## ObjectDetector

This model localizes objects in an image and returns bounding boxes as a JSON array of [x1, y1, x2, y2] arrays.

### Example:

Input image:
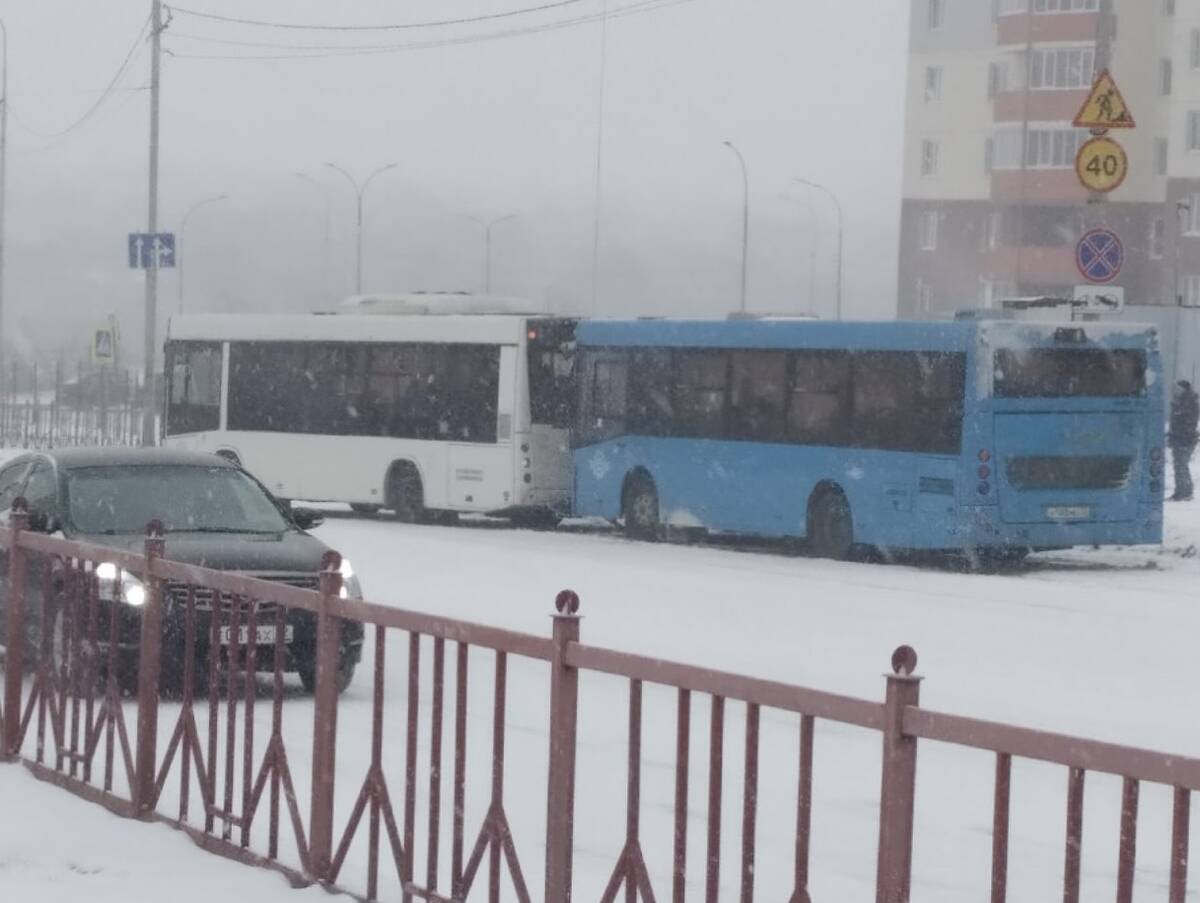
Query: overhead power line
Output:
[[164, 0, 593, 31], [168, 0, 700, 62], [10, 13, 150, 139]]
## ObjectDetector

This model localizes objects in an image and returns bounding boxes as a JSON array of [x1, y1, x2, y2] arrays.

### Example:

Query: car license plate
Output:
[[1045, 505, 1091, 521], [218, 624, 294, 646]]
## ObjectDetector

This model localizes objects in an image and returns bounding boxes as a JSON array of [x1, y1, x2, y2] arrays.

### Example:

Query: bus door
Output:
[[525, 320, 577, 503]]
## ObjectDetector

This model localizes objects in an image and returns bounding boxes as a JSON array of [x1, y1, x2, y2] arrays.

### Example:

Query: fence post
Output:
[[133, 520, 166, 816], [545, 590, 582, 903], [309, 550, 344, 882], [875, 646, 922, 903], [2, 499, 29, 760]]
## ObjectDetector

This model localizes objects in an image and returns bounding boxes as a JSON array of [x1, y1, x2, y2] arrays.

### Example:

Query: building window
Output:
[[1185, 276, 1200, 307], [1029, 47, 1096, 90], [918, 210, 940, 250], [916, 279, 934, 313], [1183, 194, 1200, 235], [988, 62, 1009, 100], [996, 0, 1027, 14], [1191, 30, 1200, 69], [1150, 218, 1167, 259], [1167, 0, 1177, 15], [928, 0, 946, 30], [1162, 59, 1174, 95], [921, 140, 940, 176], [984, 137, 996, 173], [1156, 137, 1169, 176], [1189, 112, 1200, 152], [925, 66, 943, 102], [1032, 0, 1098, 10], [991, 127, 1088, 169]]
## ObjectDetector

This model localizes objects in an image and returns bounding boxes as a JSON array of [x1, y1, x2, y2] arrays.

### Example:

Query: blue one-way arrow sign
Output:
[[127, 232, 176, 269]]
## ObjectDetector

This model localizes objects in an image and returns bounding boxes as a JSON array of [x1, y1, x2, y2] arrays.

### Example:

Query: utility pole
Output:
[[141, 0, 163, 446]]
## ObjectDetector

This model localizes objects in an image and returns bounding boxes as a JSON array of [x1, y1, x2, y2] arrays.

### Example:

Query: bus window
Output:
[[730, 351, 787, 443], [850, 351, 965, 454], [527, 320, 577, 430], [994, 348, 1145, 398], [629, 350, 674, 436], [166, 341, 222, 435], [788, 351, 851, 447], [673, 350, 728, 439]]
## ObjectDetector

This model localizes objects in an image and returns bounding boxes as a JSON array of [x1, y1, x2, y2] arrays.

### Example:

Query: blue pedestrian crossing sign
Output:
[[1075, 228, 1124, 285], [128, 232, 176, 269]]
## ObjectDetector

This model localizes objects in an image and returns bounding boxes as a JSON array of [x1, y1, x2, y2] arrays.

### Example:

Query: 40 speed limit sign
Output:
[[1075, 136, 1128, 194]]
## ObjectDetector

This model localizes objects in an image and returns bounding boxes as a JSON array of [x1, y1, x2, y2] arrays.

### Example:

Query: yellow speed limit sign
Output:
[[1075, 136, 1128, 194]]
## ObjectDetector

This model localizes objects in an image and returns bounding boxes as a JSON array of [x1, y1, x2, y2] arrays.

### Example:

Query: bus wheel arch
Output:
[[621, 468, 661, 541], [385, 461, 426, 524], [807, 482, 854, 560]]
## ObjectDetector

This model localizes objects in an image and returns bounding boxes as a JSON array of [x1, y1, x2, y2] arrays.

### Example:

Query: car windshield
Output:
[[65, 464, 291, 535]]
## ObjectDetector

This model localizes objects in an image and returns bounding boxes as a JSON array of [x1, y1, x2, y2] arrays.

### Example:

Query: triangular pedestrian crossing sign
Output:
[[1073, 70, 1136, 130]]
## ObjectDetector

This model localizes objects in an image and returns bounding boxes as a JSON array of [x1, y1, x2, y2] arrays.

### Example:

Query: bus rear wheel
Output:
[[622, 476, 661, 541], [807, 489, 854, 561], [387, 464, 426, 524]]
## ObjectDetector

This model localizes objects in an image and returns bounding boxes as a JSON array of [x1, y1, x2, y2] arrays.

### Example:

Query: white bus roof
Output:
[[166, 313, 537, 345], [325, 293, 547, 316]]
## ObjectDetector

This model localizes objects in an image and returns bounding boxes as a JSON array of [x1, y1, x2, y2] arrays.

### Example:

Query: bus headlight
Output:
[[339, 558, 363, 600], [95, 561, 147, 608]]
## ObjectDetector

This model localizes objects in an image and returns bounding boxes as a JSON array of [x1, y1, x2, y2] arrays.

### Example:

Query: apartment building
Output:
[[898, 0, 1200, 318]]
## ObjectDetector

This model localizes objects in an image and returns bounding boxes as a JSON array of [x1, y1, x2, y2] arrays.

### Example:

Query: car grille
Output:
[[166, 573, 320, 615], [1005, 456, 1133, 491]]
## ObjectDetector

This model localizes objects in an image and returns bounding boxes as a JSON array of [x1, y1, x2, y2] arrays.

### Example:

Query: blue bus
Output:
[[571, 318, 1164, 560]]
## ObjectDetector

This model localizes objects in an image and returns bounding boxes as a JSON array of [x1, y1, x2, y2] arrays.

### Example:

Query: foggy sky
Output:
[[0, 0, 908, 364]]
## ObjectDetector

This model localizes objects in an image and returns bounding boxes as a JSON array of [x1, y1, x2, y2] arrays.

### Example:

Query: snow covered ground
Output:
[[3, 494, 1198, 901]]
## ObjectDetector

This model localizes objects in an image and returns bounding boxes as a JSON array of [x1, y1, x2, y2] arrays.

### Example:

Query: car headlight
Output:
[[338, 558, 363, 600], [95, 561, 147, 608]]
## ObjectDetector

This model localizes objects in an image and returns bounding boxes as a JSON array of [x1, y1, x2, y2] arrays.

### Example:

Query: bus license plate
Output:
[[1045, 505, 1091, 521], [219, 624, 294, 646]]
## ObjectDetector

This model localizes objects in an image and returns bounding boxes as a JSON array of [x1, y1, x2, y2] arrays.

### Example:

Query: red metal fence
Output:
[[0, 502, 1197, 901]]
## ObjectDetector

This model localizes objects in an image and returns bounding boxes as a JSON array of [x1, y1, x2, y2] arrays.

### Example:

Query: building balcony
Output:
[[993, 89, 1089, 123], [981, 245, 1079, 285], [996, 11, 1101, 46], [991, 169, 1087, 204]]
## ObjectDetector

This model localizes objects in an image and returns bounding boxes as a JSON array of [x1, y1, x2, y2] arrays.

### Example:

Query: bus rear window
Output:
[[994, 349, 1146, 398]]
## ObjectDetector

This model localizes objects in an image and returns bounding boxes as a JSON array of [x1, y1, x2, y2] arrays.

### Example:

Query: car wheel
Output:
[[807, 489, 854, 561], [622, 476, 661, 541], [350, 504, 381, 516]]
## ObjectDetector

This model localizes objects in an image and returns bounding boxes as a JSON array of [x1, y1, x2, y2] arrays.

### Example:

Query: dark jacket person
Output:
[[1168, 380, 1199, 501]]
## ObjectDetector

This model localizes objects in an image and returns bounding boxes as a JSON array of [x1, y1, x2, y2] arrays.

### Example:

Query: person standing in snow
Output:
[[1168, 380, 1199, 501]]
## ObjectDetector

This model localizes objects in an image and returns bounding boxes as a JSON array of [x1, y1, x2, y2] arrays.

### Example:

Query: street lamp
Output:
[[178, 194, 228, 314], [324, 162, 398, 295], [779, 194, 819, 315], [463, 214, 518, 294], [794, 177, 845, 320], [723, 141, 750, 315]]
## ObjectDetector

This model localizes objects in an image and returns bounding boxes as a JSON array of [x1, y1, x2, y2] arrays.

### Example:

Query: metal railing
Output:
[[0, 498, 1196, 902], [0, 361, 143, 449]]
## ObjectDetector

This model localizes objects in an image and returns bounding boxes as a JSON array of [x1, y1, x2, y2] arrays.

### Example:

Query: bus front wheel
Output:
[[622, 476, 661, 541], [807, 489, 854, 561]]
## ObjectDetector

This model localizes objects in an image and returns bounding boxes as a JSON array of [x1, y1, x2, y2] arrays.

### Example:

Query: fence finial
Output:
[[11, 496, 26, 515], [320, 549, 342, 572], [555, 589, 581, 615], [891, 645, 919, 678], [145, 518, 164, 539]]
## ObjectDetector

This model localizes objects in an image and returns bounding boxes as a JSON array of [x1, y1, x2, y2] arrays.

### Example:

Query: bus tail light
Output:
[[523, 458, 532, 470], [978, 464, 991, 480], [1150, 447, 1163, 462], [978, 449, 992, 463], [1150, 481, 1163, 495], [1149, 461, 1163, 478], [977, 482, 991, 496]]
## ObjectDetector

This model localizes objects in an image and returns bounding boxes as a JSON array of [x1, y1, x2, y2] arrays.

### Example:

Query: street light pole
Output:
[[324, 162, 397, 295], [141, 0, 163, 447], [177, 194, 228, 314], [794, 177, 845, 320], [723, 141, 750, 315]]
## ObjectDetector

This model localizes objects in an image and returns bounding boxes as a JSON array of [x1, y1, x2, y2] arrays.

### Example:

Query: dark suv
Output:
[[0, 448, 364, 694]]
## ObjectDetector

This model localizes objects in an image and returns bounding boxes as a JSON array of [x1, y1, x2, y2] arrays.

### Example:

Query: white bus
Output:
[[162, 296, 577, 525]]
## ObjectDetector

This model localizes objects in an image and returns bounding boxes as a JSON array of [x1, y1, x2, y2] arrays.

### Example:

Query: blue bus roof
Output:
[[576, 319, 976, 352]]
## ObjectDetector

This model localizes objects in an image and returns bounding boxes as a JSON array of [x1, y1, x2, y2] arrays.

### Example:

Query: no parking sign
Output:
[[1075, 228, 1124, 285]]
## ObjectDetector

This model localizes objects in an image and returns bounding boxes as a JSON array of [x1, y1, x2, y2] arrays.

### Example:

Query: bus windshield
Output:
[[993, 348, 1146, 398]]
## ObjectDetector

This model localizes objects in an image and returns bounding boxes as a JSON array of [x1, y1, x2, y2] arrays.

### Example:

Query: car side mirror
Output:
[[27, 509, 55, 533], [291, 507, 324, 531]]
